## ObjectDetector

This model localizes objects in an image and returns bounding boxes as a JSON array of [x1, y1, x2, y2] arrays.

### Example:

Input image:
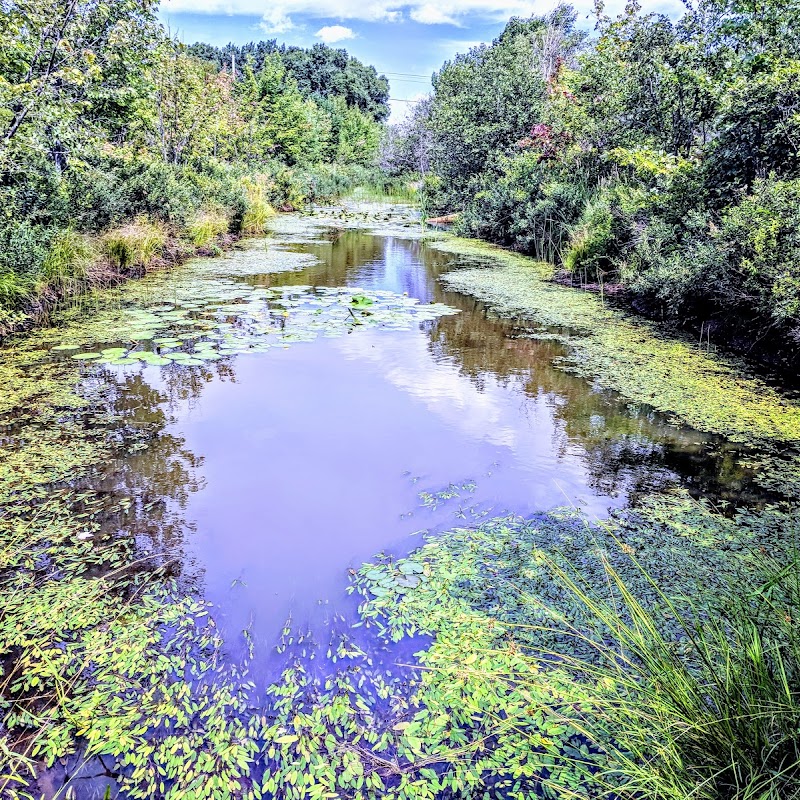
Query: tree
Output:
[[0, 0, 157, 163]]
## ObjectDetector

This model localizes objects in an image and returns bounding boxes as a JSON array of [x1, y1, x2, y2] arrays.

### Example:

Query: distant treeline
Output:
[[188, 40, 390, 123], [383, 0, 800, 363]]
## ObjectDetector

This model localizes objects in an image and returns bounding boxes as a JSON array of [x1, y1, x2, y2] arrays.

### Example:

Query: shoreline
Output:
[[0, 229, 245, 343]]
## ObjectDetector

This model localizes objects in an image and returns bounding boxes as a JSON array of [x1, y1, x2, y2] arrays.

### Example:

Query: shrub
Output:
[[622, 212, 720, 320], [455, 153, 593, 260], [563, 185, 649, 283], [182, 160, 248, 232], [102, 219, 166, 270], [186, 208, 229, 247], [64, 154, 199, 232], [0, 220, 50, 281], [716, 177, 800, 330], [270, 166, 310, 210]]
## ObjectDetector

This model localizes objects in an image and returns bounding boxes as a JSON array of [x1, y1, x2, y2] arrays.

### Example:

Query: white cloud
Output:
[[315, 24, 357, 42], [410, 5, 458, 24], [161, 0, 687, 28], [259, 8, 297, 33]]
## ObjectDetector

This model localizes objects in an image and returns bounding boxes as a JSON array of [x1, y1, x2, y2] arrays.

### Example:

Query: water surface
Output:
[[90, 210, 753, 664]]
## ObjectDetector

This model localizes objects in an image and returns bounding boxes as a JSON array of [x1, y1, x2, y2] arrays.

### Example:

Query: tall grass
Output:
[[41, 229, 95, 290], [102, 219, 166, 270], [540, 553, 800, 799], [0, 272, 31, 309], [563, 195, 614, 283], [241, 177, 275, 235], [187, 207, 229, 247]]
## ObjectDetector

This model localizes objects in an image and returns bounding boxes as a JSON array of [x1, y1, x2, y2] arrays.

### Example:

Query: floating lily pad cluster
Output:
[[51, 283, 459, 368]]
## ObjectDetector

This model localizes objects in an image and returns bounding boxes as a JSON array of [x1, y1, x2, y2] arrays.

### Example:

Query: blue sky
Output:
[[158, 0, 683, 122]]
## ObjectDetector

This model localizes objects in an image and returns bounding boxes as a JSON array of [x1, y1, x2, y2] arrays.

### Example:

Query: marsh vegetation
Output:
[[3, 1, 800, 799]]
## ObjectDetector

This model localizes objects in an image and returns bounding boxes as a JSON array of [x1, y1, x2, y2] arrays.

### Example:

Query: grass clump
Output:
[[241, 177, 275, 235], [41, 229, 95, 289], [540, 550, 800, 799], [0, 272, 32, 310], [187, 207, 230, 248], [102, 219, 166, 270], [563, 195, 614, 282]]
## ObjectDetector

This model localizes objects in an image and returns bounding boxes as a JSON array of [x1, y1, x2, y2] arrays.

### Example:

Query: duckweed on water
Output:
[[433, 238, 800, 446]]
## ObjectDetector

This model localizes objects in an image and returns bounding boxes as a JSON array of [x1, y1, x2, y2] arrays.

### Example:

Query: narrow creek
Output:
[[83, 207, 751, 658], [1, 201, 784, 798]]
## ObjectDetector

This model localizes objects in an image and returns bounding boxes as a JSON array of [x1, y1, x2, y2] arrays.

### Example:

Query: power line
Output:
[[384, 72, 431, 78]]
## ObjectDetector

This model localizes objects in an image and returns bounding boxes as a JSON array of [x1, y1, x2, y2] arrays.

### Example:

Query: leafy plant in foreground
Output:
[[534, 551, 800, 799]]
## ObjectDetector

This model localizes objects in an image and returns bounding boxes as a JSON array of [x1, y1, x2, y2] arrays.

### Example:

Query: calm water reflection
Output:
[[98, 223, 751, 661]]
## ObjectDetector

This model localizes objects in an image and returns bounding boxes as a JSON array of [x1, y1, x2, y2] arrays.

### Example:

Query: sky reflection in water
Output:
[[108, 221, 741, 662]]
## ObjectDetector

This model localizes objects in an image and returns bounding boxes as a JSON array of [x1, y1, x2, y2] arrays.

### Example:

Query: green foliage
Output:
[[187, 208, 230, 248], [189, 40, 390, 122], [623, 177, 800, 337], [414, 0, 800, 357], [456, 152, 591, 260], [102, 219, 166, 270], [717, 178, 800, 328], [0, 3, 392, 324], [427, 7, 585, 211], [325, 96, 382, 166], [563, 194, 614, 279]]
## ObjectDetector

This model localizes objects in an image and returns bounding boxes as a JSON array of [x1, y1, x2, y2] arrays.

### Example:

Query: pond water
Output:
[[83, 207, 752, 668], [4, 204, 771, 797]]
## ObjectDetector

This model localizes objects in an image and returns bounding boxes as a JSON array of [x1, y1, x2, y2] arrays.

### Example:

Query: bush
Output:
[[563, 194, 614, 280], [0, 220, 51, 281], [622, 212, 719, 320], [622, 178, 800, 336], [63, 154, 198, 232], [102, 219, 166, 270], [563, 185, 649, 283], [716, 177, 800, 330], [455, 153, 593, 261], [181, 160, 248, 232]]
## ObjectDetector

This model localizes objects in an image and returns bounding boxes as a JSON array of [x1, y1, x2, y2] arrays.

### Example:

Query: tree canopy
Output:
[[385, 0, 800, 359]]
